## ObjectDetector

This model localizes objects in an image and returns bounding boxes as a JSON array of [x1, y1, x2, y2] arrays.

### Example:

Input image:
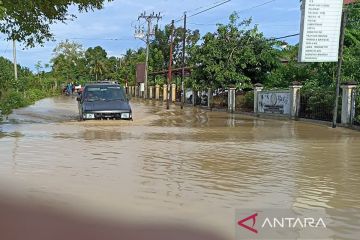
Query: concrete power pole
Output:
[[332, 9, 348, 128], [181, 12, 187, 109], [167, 20, 175, 110], [135, 12, 162, 99], [13, 39, 18, 81]]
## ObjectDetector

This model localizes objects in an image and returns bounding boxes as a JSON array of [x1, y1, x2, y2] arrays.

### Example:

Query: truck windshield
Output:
[[84, 86, 126, 102]]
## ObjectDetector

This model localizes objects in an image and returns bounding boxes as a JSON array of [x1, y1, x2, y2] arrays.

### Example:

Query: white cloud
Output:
[[0, 0, 301, 70]]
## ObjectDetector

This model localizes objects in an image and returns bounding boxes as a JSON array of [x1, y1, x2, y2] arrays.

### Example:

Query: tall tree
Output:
[[51, 40, 84, 82], [192, 13, 279, 90], [85, 46, 108, 81]]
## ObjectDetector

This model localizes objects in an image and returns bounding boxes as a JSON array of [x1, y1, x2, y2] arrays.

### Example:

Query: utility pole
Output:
[[135, 12, 162, 99], [181, 12, 187, 109], [332, 8, 348, 128], [167, 20, 175, 110], [13, 39, 18, 82]]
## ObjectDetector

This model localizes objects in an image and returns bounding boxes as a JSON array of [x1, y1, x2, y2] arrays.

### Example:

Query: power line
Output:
[[187, 0, 277, 26], [172, 0, 232, 23], [187, 0, 231, 14], [187, 0, 231, 19], [188, 23, 298, 27], [238, 0, 276, 13], [134, 12, 163, 99], [270, 33, 299, 40], [56, 37, 134, 41], [166, 0, 231, 27]]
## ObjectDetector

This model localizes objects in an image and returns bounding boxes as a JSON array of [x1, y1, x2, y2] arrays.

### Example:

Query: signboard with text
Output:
[[298, 0, 343, 62], [258, 91, 291, 115]]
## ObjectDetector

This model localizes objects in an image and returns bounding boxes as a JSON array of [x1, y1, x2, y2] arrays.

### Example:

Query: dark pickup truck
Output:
[[77, 83, 132, 121]]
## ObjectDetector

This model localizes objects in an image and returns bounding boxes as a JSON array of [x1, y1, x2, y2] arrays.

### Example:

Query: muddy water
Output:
[[1, 96, 360, 239]]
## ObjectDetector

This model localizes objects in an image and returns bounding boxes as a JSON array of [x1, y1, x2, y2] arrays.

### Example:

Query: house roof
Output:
[[344, 0, 357, 4]]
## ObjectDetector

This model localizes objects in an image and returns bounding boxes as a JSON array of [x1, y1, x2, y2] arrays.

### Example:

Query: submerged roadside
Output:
[[0, 89, 61, 121], [172, 100, 360, 132]]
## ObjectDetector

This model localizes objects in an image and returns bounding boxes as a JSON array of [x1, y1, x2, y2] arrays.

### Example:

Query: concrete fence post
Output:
[[163, 84, 168, 101], [289, 81, 303, 119], [254, 83, 264, 113], [155, 85, 160, 100], [192, 89, 197, 106], [171, 84, 176, 102], [135, 86, 139, 97], [149, 86, 154, 99], [140, 83, 144, 98], [208, 88, 212, 109], [228, 87, 236, 113], [341, 82, 357, 125]]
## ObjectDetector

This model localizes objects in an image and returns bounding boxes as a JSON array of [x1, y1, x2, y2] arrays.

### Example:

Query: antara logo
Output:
[[238, 213, 258, 234], [238, 213, 327, 234]]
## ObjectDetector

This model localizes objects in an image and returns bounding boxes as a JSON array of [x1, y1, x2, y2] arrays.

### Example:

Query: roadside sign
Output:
[[298, 0, 344, 62], [136, 63, 145, 83]]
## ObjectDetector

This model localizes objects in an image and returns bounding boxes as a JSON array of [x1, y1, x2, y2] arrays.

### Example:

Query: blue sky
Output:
[[0, 0, 301, 71]]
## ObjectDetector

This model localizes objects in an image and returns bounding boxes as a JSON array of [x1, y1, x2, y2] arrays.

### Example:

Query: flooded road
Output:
[[1, 96, 360, 239]]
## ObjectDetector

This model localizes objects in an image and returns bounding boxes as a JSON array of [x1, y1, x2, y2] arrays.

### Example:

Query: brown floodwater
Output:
[[0, 96, 360, 239]]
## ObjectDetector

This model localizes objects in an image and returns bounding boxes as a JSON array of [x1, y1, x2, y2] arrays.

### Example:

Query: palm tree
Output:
[[85, 46, 108, 81], [89, 59, 107, 81]]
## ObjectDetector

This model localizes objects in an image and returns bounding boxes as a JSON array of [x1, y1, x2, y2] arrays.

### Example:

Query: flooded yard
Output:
[[0, 96, 360, 239]]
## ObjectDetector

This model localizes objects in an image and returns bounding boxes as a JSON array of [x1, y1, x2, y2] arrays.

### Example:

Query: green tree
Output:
[[51, 40, 84, 82], [0, 0, 111, 47], [150, 26, 200, 71], [105, 56, 120, 80], [118, 48, 146, 85], [85, 46, 108, 81], [191, 13, 279, 90]]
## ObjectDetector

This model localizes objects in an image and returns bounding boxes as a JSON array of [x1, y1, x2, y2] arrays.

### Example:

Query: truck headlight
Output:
[[84, 113, 95, 119], [121, 113, 130, 119]]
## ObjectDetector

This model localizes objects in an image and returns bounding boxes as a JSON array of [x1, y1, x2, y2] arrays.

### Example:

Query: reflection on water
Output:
[[1, 96, 360, 239]]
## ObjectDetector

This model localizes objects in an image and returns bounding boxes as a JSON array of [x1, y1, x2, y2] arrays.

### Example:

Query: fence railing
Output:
[[353, 89, 360, 126], [129, 84, 360, 127], [299, 91, 340, 122]]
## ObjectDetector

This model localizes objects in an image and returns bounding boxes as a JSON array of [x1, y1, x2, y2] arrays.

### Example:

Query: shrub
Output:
[[0, 91, 28, 115], [243, 91, 254, 110], [300, 89, 336, 121], [26, 88, 46, 104], [235, 91, 254, 112], [212, 94, 227, 108]]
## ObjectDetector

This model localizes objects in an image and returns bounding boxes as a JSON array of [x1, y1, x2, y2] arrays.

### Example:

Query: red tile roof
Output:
[[344, 0, 357, 4]]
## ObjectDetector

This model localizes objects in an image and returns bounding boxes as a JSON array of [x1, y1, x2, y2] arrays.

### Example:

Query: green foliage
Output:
[[0, 91, 27, 114], [0, 56, 59, 116], [355, 93, 360, 124], [51, 40, 85, 82], [118, 48, 146, 85], [150, 25, 200, 71], [0, 1, 115, 117], [243, 91, 254, 110], [26, 89, 47, 103], [0, 0, 111, 47], [86, 46, 108, 81], [154, 76, 166, 86], [191, 13, 279, 90]]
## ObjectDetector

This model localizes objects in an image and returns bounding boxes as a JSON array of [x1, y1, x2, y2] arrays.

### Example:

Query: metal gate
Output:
[[299, 90, 338, 122]]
